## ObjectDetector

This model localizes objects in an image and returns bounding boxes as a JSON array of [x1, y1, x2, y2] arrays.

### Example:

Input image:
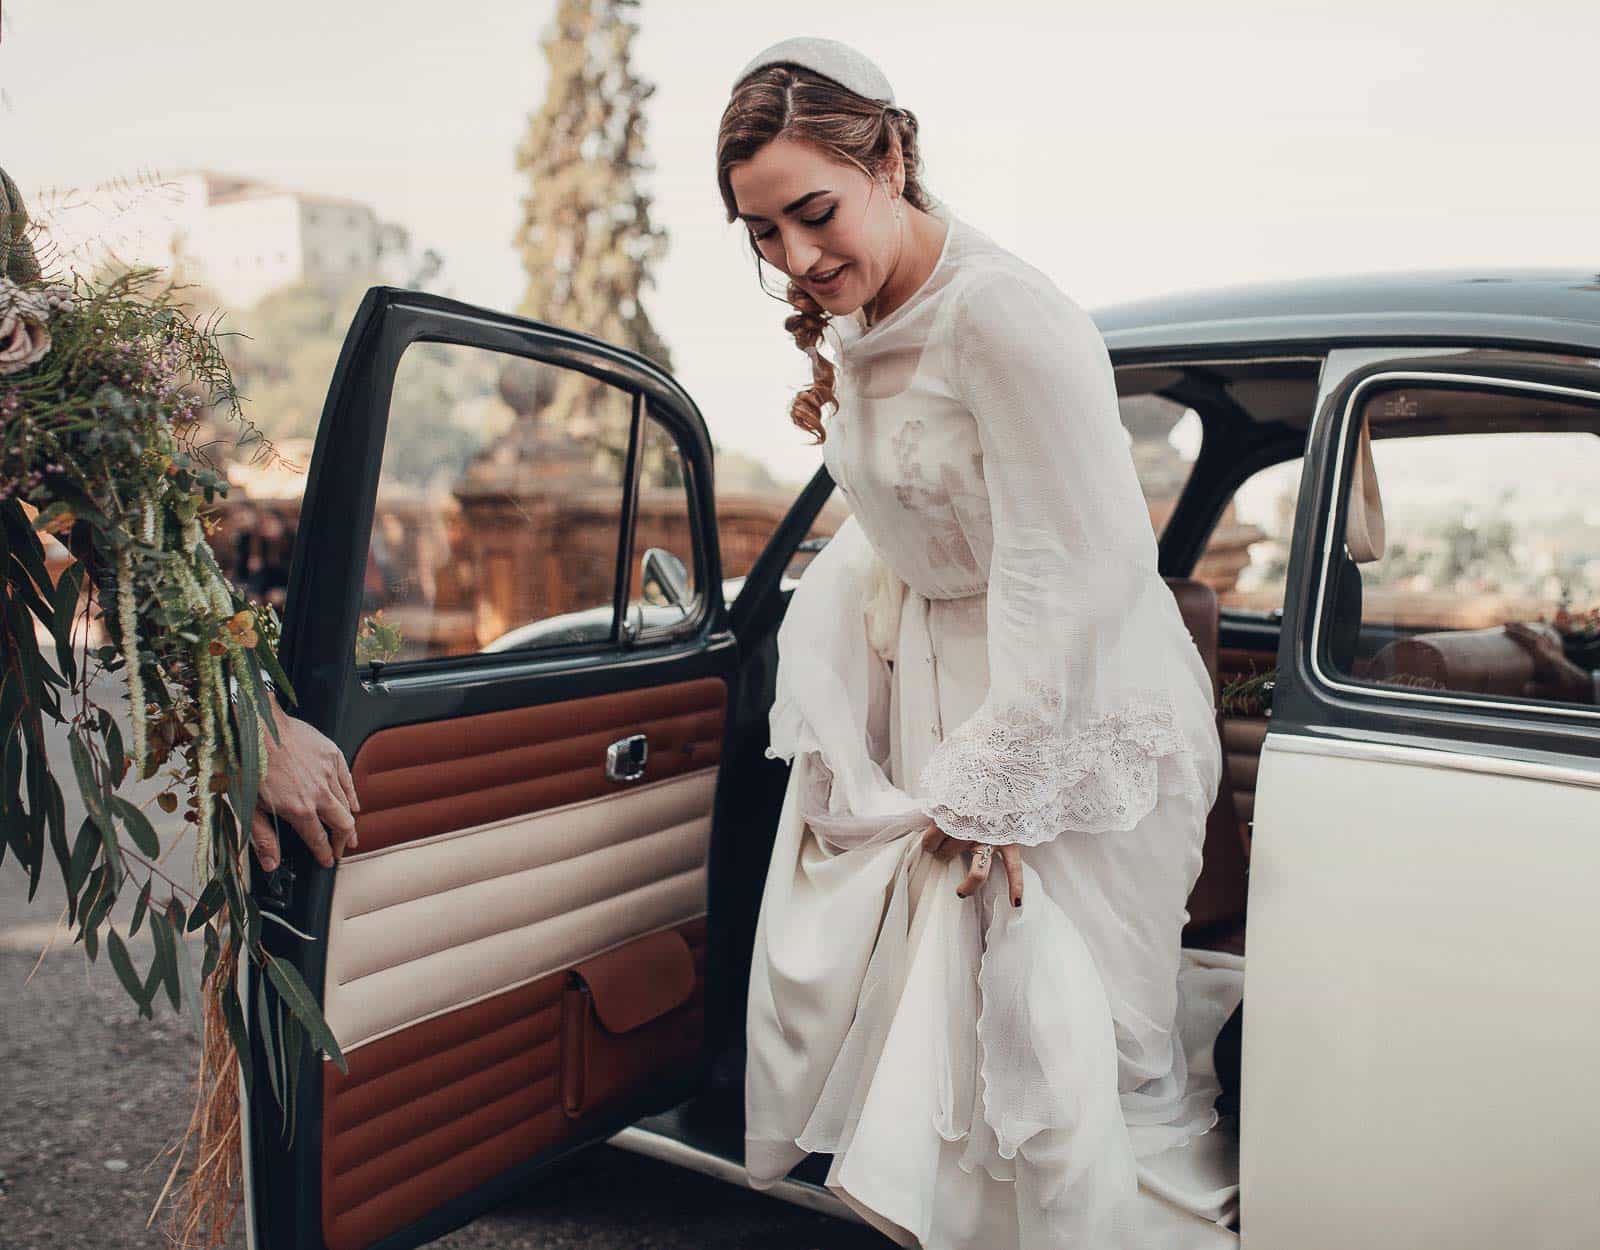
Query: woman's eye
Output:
[[750, 205, 836, 244]]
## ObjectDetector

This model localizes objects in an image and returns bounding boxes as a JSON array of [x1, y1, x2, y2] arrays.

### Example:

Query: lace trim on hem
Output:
[[918, 692, 1205, 844]]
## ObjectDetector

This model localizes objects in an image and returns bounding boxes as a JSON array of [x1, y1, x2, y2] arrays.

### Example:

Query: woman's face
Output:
[[728, 134, 899, 316]]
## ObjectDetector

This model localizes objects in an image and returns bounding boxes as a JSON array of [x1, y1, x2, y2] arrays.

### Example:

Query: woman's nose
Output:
[[783, 233, 822, 276]]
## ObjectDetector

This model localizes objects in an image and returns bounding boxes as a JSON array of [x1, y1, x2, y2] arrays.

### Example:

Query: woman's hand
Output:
[[252, 701, 361, 871], [920, 821, 1025, 907], [1504, 620, 1593, 703]]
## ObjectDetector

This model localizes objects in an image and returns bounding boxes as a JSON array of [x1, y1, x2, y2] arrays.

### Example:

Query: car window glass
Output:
[[1199, 457, 1304, 617], [354, 342, 628, 666], [1120, 393, 1202, 533], [626, 415, 700, 640], [1323, 384, 1600, 711]]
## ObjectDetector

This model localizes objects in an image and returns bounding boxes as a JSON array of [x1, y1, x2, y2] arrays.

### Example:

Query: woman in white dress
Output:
[[716, 38, 1247, 1250]]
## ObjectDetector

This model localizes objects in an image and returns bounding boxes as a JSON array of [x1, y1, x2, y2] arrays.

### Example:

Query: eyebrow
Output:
[[736, 189, 832, 223]]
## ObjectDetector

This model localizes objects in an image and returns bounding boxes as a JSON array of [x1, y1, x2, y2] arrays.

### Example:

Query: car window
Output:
[[354, 342, 630, 666], [1197, 457, 1304, 618], [1120, 392, 1202, 532], [1321, 382, 1600, 712], [625, 413, 701, 641]]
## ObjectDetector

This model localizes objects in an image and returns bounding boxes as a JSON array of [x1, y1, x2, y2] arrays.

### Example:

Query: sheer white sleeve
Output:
[[915, 269, 1217, 846]]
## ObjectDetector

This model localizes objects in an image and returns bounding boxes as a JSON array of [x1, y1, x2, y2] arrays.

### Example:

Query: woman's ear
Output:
[[875, 138, 905, 200]]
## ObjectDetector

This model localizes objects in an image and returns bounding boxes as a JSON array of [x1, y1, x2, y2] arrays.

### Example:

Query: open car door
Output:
[[243, 288, 739, 1250]]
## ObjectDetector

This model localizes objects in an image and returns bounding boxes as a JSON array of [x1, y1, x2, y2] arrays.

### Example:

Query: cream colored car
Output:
[[244, 272, 1600, 1250]]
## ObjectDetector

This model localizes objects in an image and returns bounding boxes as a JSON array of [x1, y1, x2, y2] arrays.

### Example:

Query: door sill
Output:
[[607, 1122, 862, 1225]]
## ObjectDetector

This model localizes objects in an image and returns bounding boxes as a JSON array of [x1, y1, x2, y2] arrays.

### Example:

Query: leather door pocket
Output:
[[560, 927, 704, 1119]]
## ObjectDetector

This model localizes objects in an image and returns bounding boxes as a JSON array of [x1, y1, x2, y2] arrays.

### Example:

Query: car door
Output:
[[1242, 345, 1600, 1249], [242, 287, 740, 1250]]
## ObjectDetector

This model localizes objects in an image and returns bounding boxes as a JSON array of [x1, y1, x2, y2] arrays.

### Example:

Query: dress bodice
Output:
[[819, 203, 999, 600]]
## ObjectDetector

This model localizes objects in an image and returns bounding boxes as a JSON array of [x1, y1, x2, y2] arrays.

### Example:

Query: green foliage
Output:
[[1219, 666, 1275, 717], [0, 258, 337, 1154], [353, 610, 405, 666]]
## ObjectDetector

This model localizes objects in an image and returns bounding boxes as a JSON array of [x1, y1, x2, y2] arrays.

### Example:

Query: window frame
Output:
[[349, 333, 715, 685], [1305, 368, 1600, 728]]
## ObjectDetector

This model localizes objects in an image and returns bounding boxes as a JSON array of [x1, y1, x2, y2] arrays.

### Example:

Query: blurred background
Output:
[[5, 0, 1597, 663]]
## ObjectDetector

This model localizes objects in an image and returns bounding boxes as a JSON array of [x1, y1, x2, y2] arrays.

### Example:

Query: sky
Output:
[[3, 0, 1597, 487]]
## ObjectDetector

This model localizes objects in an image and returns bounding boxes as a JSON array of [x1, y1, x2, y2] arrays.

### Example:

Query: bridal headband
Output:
[[731, 35, 896, 105]]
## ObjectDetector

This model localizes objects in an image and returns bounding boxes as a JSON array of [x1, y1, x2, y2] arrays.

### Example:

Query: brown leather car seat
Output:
[[1165, 577, 1249, 952]]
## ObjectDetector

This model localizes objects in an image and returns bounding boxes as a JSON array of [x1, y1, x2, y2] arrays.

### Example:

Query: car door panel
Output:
[[1242, 346, 1600, 1249], [248, 287, 734, 1250]]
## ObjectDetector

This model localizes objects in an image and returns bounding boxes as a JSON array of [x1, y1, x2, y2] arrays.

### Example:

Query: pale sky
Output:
[[3, 0, 1597, 486]]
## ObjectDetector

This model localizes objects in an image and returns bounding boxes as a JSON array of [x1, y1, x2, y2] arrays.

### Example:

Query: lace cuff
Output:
[[916, 692, 1202, 845]]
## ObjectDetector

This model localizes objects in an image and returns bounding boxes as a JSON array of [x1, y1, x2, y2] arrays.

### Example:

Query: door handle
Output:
[[605, 733, 648, 783]]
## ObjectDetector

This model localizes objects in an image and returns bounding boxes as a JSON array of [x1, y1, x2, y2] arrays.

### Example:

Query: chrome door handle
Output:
[[605, 733, 648, 783]]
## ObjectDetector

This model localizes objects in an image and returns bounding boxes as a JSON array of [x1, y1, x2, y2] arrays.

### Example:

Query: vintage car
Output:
[[243, 269, 1600, 1250]]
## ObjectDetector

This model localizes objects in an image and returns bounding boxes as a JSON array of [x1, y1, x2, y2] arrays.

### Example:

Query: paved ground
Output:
[[1, 673, 887, 1249]]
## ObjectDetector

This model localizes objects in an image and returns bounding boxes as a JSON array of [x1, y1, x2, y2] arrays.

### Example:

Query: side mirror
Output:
[[640, 547, 691, 611]]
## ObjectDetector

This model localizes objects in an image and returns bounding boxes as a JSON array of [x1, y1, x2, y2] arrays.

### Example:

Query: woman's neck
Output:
[[864, 205, 947, 328]]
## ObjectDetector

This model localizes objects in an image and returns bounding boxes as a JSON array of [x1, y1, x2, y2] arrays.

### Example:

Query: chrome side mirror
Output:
[[641, 547, 691, 611]]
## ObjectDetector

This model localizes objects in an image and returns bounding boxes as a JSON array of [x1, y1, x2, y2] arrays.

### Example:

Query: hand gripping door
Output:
[[244, 287, 736, 1250]]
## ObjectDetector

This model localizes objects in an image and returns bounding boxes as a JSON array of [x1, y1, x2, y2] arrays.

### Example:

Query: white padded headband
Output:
[[732, 36, 895, 105]]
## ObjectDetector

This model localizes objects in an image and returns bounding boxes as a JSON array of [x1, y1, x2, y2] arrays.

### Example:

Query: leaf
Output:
[[81, 878, 115, 962], [280, 996, 304, 1142], [21, 731, 48, 899], [219, 973, 252, 1094], [239, 655, 279, 746], [257, 966, 282, 1114], [67, 730, 109, 836], [253, 636, 297, 708], [1, 502, 54, 599], [263, 955, 346, 1074], [187, 878, 225, 931], [150, 908, 182, 1013], [172, 914, 204, 1036], [106, 929, 146, 1006], [6, 597, 66, 693], [66, 816, 100, 900], [105, 718, 126, 786], [43, 771, 67, 894], [6, 556, 55, 628], [109, 795, 160, 858], [129, 876, 152, 938], [139, 947, 162, 1019], [201, 925, 219, 984], [48, 563, 84, 685], [228, 687, 261, 844]]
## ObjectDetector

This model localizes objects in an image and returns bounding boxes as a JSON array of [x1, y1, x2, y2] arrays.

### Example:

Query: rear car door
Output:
[[1242, 345, 1600, 1248], [243, 288, 737, 1250]]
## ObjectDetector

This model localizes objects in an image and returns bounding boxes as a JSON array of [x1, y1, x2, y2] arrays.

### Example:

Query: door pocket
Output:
[[560, 927, 703, 1118]]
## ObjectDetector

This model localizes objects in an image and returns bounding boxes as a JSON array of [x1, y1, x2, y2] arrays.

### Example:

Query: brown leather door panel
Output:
[[349, 677, 726, 854], [319, 678, 726, 1250], [1218, 644, 1273, 847]]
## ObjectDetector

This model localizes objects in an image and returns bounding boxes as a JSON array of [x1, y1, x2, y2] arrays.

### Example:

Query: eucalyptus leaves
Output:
[[0, 263, 343, 1245]]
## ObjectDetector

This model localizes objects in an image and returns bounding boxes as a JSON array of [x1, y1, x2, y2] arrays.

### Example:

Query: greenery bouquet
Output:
[[1, 172, 343, 1247]]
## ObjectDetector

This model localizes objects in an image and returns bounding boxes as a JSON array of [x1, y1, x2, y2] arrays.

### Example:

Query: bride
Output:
[[717, 36, 1246, 1250]]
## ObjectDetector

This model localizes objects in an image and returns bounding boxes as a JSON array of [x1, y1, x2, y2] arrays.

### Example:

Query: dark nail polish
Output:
[[1012, 896, 1021, 907]]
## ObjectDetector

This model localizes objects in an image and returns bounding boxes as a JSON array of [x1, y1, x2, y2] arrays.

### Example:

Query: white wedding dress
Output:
[[742, 201, 1247, 1249]]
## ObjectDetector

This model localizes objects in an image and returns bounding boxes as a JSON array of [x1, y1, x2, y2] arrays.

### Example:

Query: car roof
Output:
[[1091, 267, 1600, 356]]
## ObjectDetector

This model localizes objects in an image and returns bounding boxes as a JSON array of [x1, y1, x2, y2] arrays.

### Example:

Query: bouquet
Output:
[[1, 181, 342, 1247]]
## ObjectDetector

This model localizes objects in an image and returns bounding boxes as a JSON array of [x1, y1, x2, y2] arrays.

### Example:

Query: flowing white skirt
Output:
[[743, 535, 1246, 1249]]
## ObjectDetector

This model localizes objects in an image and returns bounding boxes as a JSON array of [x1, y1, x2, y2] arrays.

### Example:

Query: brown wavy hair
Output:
[[716, 64, 933, 443]]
